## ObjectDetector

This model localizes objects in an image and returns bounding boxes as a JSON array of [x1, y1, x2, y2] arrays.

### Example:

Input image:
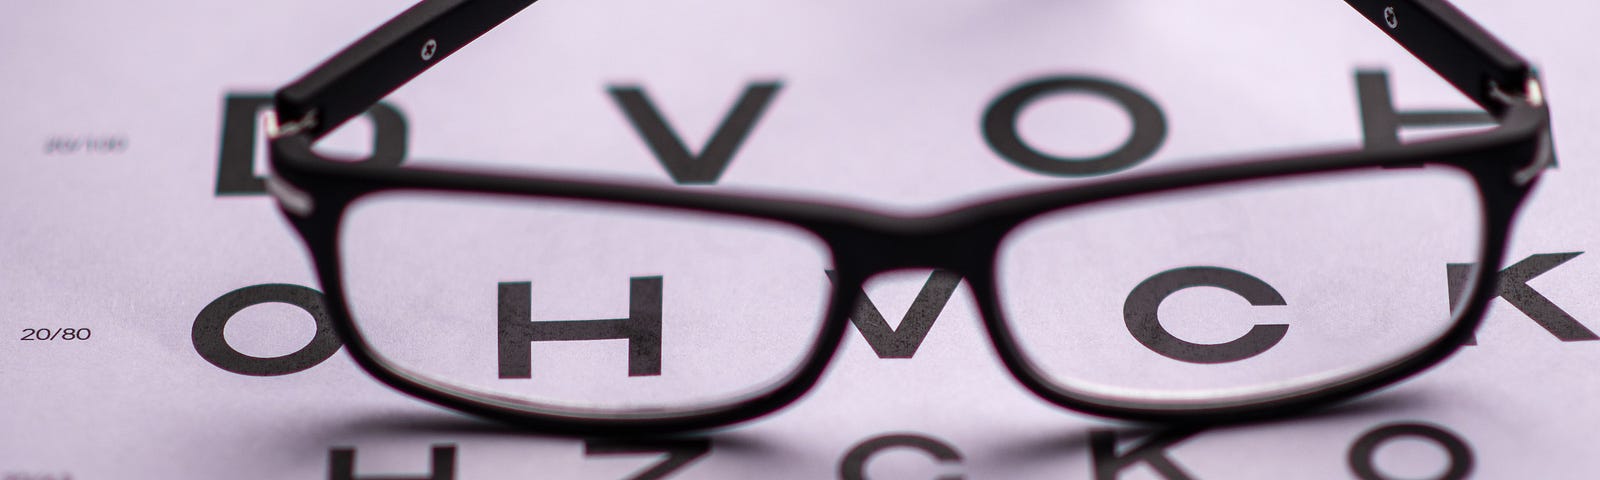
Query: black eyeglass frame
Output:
[[267, 0, 1554, 436]]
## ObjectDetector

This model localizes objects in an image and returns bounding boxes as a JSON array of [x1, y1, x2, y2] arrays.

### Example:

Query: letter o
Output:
[[1349, 422, 1473, 480], [983, 76, 1166, 176], [193, 284, 343, 376]]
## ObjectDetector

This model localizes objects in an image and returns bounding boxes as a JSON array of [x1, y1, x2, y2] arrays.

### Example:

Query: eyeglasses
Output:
[[267, 0, 1553, 436]]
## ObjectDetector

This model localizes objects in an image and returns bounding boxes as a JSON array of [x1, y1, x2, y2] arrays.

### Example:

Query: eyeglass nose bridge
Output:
[[822, 215, 1007, 281]]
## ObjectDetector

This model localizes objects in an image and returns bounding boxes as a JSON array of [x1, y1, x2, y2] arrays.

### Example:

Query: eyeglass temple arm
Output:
[[1344, 0, 1535, 115], [271, 0, 1534, 139], [272, 0, 538, 140]]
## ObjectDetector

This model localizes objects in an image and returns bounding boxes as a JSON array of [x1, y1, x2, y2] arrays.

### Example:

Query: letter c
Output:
[[840, 434, 964, 480], [1123, 266, 1288, 364]]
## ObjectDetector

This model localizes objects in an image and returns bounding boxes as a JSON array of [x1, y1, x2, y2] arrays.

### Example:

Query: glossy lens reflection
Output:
[[339, 191, 832, 415], [995, 167, 1483, 405]]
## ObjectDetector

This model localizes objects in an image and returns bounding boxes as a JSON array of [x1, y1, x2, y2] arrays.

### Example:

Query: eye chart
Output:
[[4, 1, 1599, 478]]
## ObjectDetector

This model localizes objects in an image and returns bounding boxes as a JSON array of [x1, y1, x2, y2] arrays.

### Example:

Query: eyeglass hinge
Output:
[[1487, 76, 1545, 109], [1488, 77, 1552, 187], [264, 109, 320, 140], [262, 109, 318, 216]]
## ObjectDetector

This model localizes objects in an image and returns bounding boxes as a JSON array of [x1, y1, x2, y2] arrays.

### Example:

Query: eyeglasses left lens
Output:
[[993, 166, 1484, 407], [338, 191, 833, 416]]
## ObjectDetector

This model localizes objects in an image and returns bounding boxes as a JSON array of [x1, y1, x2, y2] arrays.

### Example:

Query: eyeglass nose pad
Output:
[[826, 268, 976, 360]]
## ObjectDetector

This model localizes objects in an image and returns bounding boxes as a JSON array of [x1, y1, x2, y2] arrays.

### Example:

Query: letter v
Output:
[[608, 82, 782, 184], [826, 270, 963, 358]]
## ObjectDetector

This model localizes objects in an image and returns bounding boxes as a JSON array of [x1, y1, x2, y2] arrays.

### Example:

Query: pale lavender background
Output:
[[3, 0, 1600, 478]]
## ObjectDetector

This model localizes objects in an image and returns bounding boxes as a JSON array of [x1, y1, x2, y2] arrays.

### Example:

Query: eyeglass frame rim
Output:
[[265, 0, 1553, 436]]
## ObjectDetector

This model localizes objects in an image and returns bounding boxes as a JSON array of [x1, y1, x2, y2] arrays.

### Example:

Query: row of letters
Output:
[[325, 423, 1472, 480], [193, 252, 1585, 377]]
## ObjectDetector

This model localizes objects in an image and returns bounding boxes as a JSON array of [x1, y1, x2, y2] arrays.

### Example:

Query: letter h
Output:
[[498, 277, 663, 378]]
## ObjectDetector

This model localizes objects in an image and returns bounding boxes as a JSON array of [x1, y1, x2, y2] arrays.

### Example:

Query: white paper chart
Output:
[[5, 0, 1600, 478]]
